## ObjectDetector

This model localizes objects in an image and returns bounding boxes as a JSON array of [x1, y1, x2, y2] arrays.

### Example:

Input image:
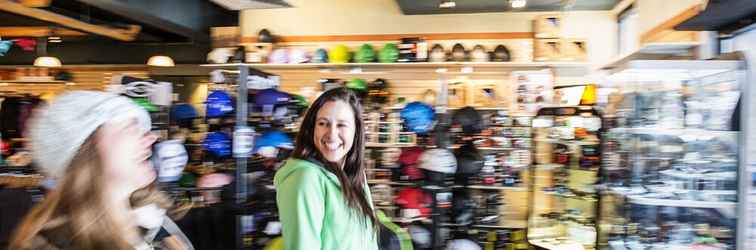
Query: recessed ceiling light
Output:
[[511, 0, 527, 8], [439, 1, 456, 9]]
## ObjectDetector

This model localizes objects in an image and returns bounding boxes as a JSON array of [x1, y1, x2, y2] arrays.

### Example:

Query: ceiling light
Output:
[[439, 1, 456, 8], [33, 56, 62, 67], [511, 0, 527, 8], [147, 55, 175, 67]]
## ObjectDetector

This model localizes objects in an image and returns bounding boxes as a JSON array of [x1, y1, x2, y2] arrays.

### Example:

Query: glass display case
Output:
[[597, 60, 746, 250], [528, 106, 603, 250]]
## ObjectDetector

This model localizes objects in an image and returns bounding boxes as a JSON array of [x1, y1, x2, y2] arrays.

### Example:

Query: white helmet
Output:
[[152, 139, 188, 182], [446, 239, 481, 250], [419, 148, 457, 174]]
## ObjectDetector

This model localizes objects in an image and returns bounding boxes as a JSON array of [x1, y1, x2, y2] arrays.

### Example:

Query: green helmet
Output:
[[132, 98, 158, 112], [292, 94, 309, 109], [329, 45, 351, 63], [378, 43, 399, 63], [354, 44, 376, 63], [346, 78, 368, 93]]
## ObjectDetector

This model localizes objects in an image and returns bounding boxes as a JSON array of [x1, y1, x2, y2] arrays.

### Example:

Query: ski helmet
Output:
[[254, 130, 294, 158], [153, 139, 188, 182], [379, 43, 400, 63], [399, 147, 425, 181], [258, 29, 274, 43], [329, 45, 351, 63], [454, 142, 483, 185], [400, 102, 435, 134], [368, 78, 390, 105], [288, 48, 309, 64], [206, 90, 234, 118], [269, 48, 288, 64], [203, 131, 232, 158], [493, 45, 511, 62], [354, 44, 376, 63], [311, 48, 329, 63], [452, 106, 485, 135], [429, 44, 447, 62], [419, 148, 457, 174], [451, 43, 467, 62], [470, 45, 489, 62]]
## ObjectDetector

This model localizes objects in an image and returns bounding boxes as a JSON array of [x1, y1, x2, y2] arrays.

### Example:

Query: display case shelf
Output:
[[442, 222, 528, 229], [626, 195, 736, 209], [608, 127, 739, 136], [202, 61, 590, 70]]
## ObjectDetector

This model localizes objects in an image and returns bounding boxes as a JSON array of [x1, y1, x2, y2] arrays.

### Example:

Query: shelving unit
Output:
[[203, 61, 591, 70]]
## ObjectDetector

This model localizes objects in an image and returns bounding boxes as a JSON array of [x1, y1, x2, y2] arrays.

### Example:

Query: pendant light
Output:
[[511, 0, 527, 8], [33, 38, 61, 67], [147, 55, 175, 67]]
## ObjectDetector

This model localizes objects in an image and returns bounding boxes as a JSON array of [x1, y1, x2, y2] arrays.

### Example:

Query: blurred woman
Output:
[[10, 91, 192, 250], [274, 87, 377, 250]]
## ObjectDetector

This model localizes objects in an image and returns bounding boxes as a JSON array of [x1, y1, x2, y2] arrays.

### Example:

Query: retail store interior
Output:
[[1, 0, 756, 249]]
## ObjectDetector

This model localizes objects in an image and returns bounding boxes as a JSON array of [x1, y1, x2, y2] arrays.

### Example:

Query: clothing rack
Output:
[[202, 64, 277, 250]]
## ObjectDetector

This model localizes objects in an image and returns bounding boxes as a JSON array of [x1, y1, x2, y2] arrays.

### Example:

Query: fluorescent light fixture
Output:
[[147, 55, 175, 67], [33, 56, 62, 67], [511, 0, 526, 8], [439, 1, 456, 8]]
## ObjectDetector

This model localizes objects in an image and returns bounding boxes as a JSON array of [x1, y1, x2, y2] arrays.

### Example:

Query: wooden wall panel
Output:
[[262, 67, 516, 109], [0, 67, 149, 96]]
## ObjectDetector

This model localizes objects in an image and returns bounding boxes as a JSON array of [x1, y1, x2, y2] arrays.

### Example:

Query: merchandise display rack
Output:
[[598, 59, 747, 250]]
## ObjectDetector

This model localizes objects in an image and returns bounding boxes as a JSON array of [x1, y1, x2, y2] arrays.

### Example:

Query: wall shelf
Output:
[[201, 61, 590, 70]]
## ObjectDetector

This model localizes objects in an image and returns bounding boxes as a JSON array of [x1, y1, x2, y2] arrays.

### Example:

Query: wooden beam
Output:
[[610, 0, 635, 16], [0, 26, 87, 37], [0, 0, 141, 41], [641, 4, 703, 44], [19, 0, 51, 7], [240, 32, 534, 43]]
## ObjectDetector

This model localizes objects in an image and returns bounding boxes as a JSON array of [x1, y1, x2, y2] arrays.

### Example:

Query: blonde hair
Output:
[[10, 130, 171, 250]]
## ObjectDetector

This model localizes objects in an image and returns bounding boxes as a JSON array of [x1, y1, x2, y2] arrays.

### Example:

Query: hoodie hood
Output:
[[274, 158, 341, 188]]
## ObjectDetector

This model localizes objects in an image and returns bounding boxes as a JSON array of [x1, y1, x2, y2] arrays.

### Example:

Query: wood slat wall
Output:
[[263, 67, 517, 109], [0, 67, 149, 96]]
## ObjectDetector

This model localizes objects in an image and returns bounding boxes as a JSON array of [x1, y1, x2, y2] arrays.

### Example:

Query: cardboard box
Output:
[[534, 39, 561, 61], [534, 15, 561, 39], [561, 39, 588, 61], [210, 26, 240, 48]]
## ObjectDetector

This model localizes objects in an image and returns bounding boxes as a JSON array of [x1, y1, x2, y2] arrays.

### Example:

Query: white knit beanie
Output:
[[29, 91, 152, 178]]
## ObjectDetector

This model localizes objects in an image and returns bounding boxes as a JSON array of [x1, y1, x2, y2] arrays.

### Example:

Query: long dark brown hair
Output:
[[10, 130, 172, 250], [292, 87, 377, 228]]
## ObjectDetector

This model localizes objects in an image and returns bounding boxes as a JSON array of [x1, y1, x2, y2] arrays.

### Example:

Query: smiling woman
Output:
[[274, 87, 378, 250], [9, 91, 192, 250]]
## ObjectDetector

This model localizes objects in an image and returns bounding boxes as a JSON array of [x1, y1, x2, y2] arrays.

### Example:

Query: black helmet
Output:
[[452, 189, 477, 225], [470, 45, 489, 62], [258, 29, 274, 43], [452, 106, 484, 135], [451, 43, 467, 62], [429, 44, 447, 62], [454, 142, 483, 186], [368, 78, 390, 105], [492, 45, 511, 62]]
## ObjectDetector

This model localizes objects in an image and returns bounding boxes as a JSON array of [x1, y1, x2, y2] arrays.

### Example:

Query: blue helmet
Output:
[[400, 102, 435, 134], [172, 103, 199, 121], [254, 130, 294, 157], [206, 90, 234, 118], [255, 88, 291, 107], [203, 132, 232, 158], [311, 48, 329, 63]]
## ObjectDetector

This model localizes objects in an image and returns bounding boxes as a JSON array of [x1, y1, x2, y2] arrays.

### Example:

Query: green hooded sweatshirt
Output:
[[274, 158, 378, 250]]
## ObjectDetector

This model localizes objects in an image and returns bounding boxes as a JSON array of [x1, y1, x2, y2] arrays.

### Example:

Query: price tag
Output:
[[233, 126, 255, 158]]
